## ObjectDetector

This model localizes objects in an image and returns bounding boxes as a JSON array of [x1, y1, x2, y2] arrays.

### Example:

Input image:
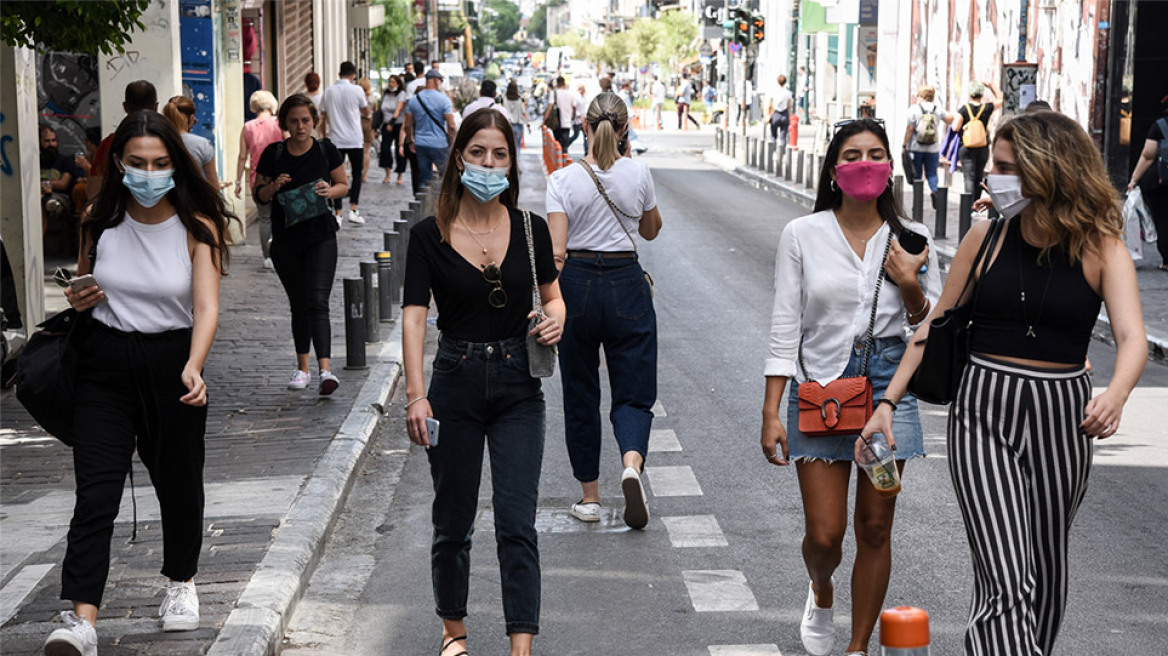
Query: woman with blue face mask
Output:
[[47, 110, 233, 655], [401, 108, 565, 656]]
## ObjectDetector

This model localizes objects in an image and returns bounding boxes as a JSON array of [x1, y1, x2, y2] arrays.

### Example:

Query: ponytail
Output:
[[585, 92, 628, 171]]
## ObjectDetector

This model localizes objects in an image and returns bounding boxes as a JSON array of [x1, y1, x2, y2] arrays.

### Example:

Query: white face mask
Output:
[[984, 174, 1032, 218]]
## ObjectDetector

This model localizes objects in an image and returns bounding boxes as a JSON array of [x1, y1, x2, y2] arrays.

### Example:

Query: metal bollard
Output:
[[893, 175, 905, 205], [343, 279, 367, 370], [912, 180, 924, 223], [716, 128, 723, 152], [383, 231, 402, 304], [935, 187, 949, 239], [376, 251, 394, 323], [784, 148, 793, 180], [766, 142, 776, 174], [795, 151, 804, 186], [360, 261, 380, 343], [958, 193, 973, 239]]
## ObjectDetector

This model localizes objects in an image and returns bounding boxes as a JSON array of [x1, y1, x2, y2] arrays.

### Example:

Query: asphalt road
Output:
[[281, 129, 1168, 656]]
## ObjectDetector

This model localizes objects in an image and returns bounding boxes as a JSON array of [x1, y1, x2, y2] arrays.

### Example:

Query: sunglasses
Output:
[[833, 118, 886, 135], [53, 267, 74, 288], [483, 262, 507, 308]]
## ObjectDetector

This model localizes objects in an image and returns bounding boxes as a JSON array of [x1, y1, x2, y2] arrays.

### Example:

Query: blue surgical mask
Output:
[[121, 164, 175, 208], [460, 162, 510, 202]]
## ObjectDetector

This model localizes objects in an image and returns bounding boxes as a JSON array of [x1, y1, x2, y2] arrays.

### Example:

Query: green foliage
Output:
[[370, 0, 413, 69], [624, 10, 698, 68], [482, 0, 520, 47], [529, 0, 564, 44], [1, 0, 151, 55]]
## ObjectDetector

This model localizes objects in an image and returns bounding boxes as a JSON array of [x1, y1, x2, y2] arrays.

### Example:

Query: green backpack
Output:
[[915, 104, 938, 145]]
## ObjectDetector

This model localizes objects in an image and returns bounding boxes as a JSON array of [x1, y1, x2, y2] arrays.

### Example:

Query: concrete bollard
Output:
[[795, 151, 804, 187], [935, 187, 949, 239], [376, 251, 394, 323], [343, 279, 367, 370], [360, 261, 380, 343], [784, 149, 793, 180], [383, 231, 402, 304], [766, 142, 776, 175], [893, 176, 905, 206], [912, 180, 924, 223], [958, 193, 973, 239]]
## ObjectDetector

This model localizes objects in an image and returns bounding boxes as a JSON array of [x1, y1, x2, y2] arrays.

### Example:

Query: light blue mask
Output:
[[460, 162, 510, 202], [121, 164, 175, 208]]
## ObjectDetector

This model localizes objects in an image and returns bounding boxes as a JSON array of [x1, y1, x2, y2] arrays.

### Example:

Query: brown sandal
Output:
[[440, 635, 468, 656]]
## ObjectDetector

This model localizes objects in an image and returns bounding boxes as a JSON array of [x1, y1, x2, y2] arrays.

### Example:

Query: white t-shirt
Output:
[[906, 102, 951, 153], [651, 81, 666, 104], [772, 87, 793, 113], [406, 78, 425, 96], [320, 78, 368, 149], [545, 158, 657, 252], [551, 89, 574, 129], [764, 211, 941, 383], [462, 96, 499, 119]]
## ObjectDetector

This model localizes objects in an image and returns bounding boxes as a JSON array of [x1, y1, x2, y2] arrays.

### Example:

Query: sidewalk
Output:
[[702, 140, 1168, 361], [0, 166, 412, 654]]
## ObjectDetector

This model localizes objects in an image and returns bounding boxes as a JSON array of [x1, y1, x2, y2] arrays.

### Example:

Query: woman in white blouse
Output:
[[760, 118, 940, 656]]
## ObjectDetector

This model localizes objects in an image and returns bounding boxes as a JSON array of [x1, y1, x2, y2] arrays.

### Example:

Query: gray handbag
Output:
[[522, 209, 556, 378]]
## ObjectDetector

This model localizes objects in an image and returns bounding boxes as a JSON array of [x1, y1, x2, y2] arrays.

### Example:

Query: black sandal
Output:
[[440, 635, 468, 656]]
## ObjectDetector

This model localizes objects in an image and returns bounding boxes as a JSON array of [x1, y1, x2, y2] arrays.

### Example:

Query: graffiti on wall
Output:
[[36, 52, 100, 156]]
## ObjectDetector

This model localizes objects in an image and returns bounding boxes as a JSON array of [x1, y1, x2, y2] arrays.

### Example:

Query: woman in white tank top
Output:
[[48, 110, 233, 655]]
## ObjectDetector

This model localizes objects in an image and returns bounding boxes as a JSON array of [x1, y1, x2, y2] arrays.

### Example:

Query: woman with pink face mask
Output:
[[760, 118, 940, 656]]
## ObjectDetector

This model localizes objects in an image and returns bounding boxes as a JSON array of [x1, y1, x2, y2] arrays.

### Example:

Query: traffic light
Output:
[[751, 12, 766, 43], [733, 8, 751, 46]]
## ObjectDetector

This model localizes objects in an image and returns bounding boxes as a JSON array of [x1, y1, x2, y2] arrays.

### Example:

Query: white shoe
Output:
[[347, 208, 366, 224], [620, 466, 649, 529], [800, 579, 835, 656], [44, 610, 98, 656], [570, 500, 601, 522], [335, 214, 343, 229], [319, 370, 340, 396], [263, 257, 274, 270], [159, 580, 200, 632], [288, 370, 311, 390]]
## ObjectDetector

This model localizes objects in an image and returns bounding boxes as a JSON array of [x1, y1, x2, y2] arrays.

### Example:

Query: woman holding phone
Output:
[[401, 108, 564, 656], [760, 118, 940, 656], [46, 110, 232, 654]]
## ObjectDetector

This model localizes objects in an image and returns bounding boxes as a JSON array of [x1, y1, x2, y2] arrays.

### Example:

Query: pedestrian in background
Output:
[[357, 77, 377, 185], [70, 128, 102, 214], [902, 85, 953, 210], [163, 95, 222, 190], [45, 110, 233, 655], [569, 83, 587, 154], [305, 72, 323, 137], [401, 109, 565, 656], [89, 81, 158, 201], [403, 68, 456, 191], [543, 76, 574, 154], [319, 61, 369, 225], [1127, 97, 1168, 269], [379, 75, 408, 186], [863, 111, 1145, 656], [650, 75, 665, 129], [503, 80, 529, 150], [462, 79, 499, 119], [546, 92, 663, 530], [760, 118, 939, 656], [253, 94, 349, 396], [39, 125, 80, 239], [234, 90, 283, 270], [769, 75, 793, 145], [676, 74, 700, 130], [950, 80, 1002, 200]]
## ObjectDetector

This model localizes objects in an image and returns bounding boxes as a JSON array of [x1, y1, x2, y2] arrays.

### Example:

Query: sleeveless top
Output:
[[93, 214, 193, 334], [969, 219, 1101, 363]]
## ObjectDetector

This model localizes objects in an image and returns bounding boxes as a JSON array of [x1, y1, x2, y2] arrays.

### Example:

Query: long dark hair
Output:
[[813, 118, 908, 235], [86, 110, 233, 273], [435, 109, 520, 242]]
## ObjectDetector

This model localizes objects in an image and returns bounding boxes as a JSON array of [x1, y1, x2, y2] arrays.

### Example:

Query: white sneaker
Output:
[[335, 214, 343, 229], [620, 466, 649, 529], [801, 579, 835, 656], [44, 611, 98, 656], [263, 257, 274, 270], [288, 370, 311, 390], [159, 580, 200, 632], [347, 208, 366, 224], [570, 500, 601, 522], [319, 370, 339, 396]]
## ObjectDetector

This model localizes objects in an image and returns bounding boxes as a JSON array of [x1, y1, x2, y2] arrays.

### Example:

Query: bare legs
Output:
[[578, 450, 644, 504]]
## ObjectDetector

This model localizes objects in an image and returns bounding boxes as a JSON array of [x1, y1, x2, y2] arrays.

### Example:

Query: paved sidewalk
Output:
[[0, 166, 411, 654], [702, 143, 1168, 360]]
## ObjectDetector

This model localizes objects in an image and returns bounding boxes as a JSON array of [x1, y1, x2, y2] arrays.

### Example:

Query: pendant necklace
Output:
[[458, 216, 499, 257], [1017, 228, 1055, 339]]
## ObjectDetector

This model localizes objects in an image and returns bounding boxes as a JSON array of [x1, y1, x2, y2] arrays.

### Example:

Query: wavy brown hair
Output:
[[995, 112, 1122, 264], [435, 109, 520, 242]]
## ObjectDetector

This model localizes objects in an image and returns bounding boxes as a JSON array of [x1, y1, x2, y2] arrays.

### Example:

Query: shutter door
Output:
[[277, 0, 314, 99]]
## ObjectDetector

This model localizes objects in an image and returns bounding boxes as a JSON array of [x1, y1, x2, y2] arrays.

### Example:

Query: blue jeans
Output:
[[511, 123, 524, 150], [427, 336, 544, 635], [415, 145, 449, 189], [558, 254, 657, 482], [911, 151, 940, 192]]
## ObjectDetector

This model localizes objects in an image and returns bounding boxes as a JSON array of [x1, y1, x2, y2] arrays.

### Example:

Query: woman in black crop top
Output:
[[401, 109, 564, 656], [863, 112, 1145, 655]]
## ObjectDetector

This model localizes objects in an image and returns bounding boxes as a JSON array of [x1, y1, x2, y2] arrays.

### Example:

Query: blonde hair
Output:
[[995, 112, 1122, 264], [585, 92, 628, 171], [358, 77, 372, 95], [249, 89, 278, 114], [918, 86, 935, 102], [163, 95, 196, 133]]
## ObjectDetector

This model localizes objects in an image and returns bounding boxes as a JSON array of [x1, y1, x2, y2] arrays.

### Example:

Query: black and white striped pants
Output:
[[948, 355, 1093, 656]]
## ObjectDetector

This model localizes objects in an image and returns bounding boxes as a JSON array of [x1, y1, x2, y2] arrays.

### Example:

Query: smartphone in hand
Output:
[[68, 274, 99, 291], [425, 417, 440, 448]]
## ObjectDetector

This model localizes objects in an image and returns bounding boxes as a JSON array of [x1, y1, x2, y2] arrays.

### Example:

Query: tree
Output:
[[370, 0, 413, 69], [483, 0, 520, 47], [1, 0, 151, 55], [529, 0, 564, 44]]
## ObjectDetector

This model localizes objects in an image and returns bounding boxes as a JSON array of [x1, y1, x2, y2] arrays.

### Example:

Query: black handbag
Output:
[[908, 218, 1004, 404], [14, 309, 89, 445]]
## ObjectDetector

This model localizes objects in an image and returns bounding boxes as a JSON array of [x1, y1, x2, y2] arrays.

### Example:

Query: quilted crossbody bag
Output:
[[797, 233, 891, 437], [523, 210, 556, 378]]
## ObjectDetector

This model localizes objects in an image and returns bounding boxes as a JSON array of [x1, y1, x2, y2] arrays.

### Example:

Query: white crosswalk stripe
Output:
[[648, 428, 682, 452], [645, 465, 704, 496], [708, 646, 783, 656], [662, 515, 729, 548], [682, 570, 759, 612], [652, 400, 667, 417]]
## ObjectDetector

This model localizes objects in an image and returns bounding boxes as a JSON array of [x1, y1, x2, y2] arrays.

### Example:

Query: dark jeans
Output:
[[427, 336, 544, 635], [406, 146, 421, 195], [1142, 185, 1168, 262], [415, 145, 449, 189], [960, 145, 990, 198], [64, 322, 207, 605], [558, 254, 657, 482], [332, 147, 364, 211], [911, 151, 941, 192], [677, 102, 700, 129], [379, 123, 406, 173], [770, 111, 789, 145], [271, 235, 338, 359], [553, 127, 571, 154]]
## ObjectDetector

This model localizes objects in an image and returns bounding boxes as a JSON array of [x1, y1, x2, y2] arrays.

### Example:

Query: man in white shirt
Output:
[[319, 61, 370, 224], [462, 79, 500, 119], [650, 76, 665, 129], [543, 76, 575, 154], [569, 83, 587, 154], [769, 74, 794, 145]]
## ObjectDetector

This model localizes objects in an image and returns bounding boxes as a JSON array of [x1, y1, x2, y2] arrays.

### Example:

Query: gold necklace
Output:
[[457, 216, 497, 255]]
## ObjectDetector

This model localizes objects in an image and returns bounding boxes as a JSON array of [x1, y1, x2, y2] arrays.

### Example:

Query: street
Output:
[[280, 129, 1168, 656]]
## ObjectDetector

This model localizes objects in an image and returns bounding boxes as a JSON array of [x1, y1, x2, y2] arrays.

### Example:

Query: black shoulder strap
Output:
[[416, 93, 446, 131], [962, 218, 1005, 308]]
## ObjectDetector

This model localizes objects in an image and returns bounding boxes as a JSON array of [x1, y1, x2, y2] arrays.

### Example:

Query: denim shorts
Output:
[[785, 337, 926, 462]]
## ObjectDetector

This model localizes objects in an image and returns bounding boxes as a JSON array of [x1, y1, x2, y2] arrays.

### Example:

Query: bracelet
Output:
[[877, 397, 898, 412], [906, 298, 929, 318], [405, 396, 427, 409]]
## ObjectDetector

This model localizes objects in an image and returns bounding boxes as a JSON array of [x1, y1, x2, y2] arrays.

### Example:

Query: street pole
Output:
[[724, 0, 732, 129]]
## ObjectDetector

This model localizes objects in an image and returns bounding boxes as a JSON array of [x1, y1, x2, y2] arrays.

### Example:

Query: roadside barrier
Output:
[[541, 125, 572, 174]]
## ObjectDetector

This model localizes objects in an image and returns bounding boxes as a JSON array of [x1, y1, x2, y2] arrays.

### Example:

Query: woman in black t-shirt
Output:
[[1127, 115, 1168, 266], [401, 109, 564, 656], [254, 94, 349, 395], [951, 80, 1002, 198]]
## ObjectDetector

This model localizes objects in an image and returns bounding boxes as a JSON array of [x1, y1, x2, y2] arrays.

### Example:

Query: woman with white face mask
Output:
[[401, 108, 564, 656], [48, 110, 233, 655], [862, 112, 1145, 654]]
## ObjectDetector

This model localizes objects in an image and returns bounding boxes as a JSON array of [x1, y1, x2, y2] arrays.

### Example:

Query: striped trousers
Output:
[[948, 355, 1093, 656]]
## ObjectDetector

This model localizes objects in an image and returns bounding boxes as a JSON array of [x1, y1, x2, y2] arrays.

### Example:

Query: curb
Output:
[[700, 148, 1168, 362], [204, 323, 404, 656]]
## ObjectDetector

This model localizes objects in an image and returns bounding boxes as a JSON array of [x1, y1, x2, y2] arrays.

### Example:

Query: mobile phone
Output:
[[68, 274, 99, 291], [898, 229, 928, 255], [425, 417, 440, 448]]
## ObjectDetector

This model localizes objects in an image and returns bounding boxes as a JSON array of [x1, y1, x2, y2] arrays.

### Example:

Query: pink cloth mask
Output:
[[834, 160, 891, 202]]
